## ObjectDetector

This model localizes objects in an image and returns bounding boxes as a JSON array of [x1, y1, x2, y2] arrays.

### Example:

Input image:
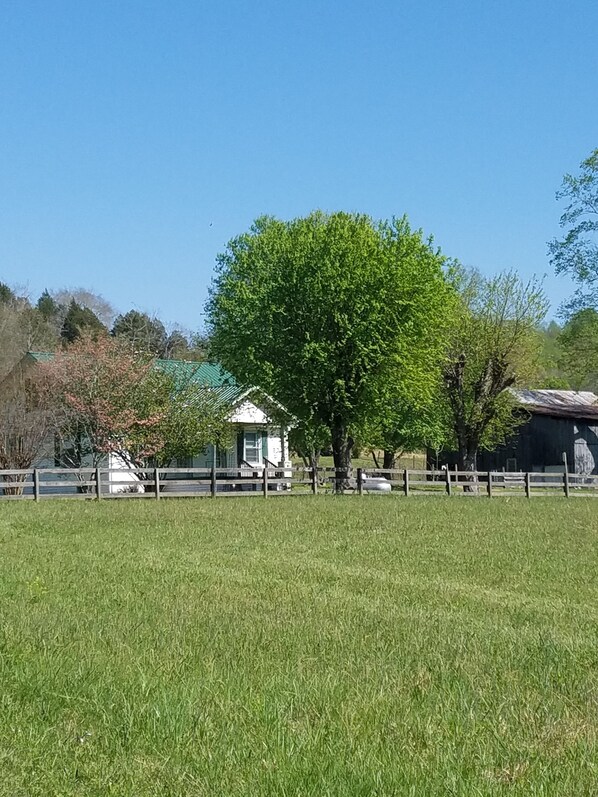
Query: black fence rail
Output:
[[1, 466, 597, 501]]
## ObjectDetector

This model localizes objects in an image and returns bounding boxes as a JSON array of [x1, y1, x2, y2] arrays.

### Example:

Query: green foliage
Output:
[[153, 377, 232, 467], [36, 289, 62, 321], [185, 331, 211, 361], [441, 269, 548, 468], [361, 349, 450, 462], [0, 282, 17, 305], [0, 498, 596, 794], [0, 287, 61, 378], [207, 211, 452, 469], [112, 310, 168, 357], [164, 329, 190, 359], [51, 288, 115, 328], [61, 299, 107, 343], [558, 307, 598, 390], [531, 321, 570, 389], [288, 418, 331, 468], [549, 148, 598, 313]]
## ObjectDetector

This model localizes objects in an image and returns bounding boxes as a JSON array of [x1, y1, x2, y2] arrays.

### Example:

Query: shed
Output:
[[431, 390, 598, 475]]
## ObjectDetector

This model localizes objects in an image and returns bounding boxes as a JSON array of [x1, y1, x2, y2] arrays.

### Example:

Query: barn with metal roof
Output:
[[477, 390, 598, 475]]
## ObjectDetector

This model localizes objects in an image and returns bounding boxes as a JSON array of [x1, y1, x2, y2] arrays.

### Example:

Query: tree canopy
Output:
[[440, 269, 548, 471], [207, 211, 453, 478]]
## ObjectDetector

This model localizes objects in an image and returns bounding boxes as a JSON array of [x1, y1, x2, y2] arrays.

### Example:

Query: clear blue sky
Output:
[[1, 0, 597, 329]]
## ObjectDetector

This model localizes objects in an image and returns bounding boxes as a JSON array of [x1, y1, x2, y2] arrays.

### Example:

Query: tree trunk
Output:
[[331, 418, 353, 493], [382, 450, 394, 470], [458, 445, 478, 492]]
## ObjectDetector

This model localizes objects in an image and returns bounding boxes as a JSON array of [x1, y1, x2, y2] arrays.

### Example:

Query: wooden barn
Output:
[[431, 390, 598, 476]]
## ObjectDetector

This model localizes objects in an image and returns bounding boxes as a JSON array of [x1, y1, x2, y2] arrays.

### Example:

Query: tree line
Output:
[[0, 285, 209, 382], [1, 148, 597, 484]]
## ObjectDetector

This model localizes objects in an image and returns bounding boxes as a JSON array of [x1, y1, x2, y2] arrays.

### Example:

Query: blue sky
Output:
[[1, 0, 597, 330]]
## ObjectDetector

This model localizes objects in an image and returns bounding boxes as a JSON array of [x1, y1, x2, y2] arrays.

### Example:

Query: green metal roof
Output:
[[27, 352, 56, 363], [154, 359, 246, 404]]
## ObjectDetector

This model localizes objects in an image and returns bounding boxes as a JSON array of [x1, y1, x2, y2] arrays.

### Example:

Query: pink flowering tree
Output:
[[38, 335, 230, 472]]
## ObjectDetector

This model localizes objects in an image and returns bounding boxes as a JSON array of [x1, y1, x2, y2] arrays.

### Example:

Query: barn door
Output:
[[574, 436, 598, 475]]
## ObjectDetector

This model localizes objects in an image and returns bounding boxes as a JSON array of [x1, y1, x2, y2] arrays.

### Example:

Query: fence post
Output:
[[525, 472, 531, 499], [563, 455, 570, 498], [95, 467, 102, 500], [357, 468, 364, 496], [311, 467, 318, 495], [404, 469, 409, 497], [34, 468, 40, 502], [263, 465, 269, 497], [487, 471, 493, 499], [445, 467, 452, 496], [211, 467, 217, 497], [154, 467, 160, 500]]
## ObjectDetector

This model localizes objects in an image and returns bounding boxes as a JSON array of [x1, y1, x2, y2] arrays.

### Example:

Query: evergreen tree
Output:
[[37, 290, 62, 321], [112, 310, 168, 357], [0, 283, 17, 305], [61, 300, 107, 344]]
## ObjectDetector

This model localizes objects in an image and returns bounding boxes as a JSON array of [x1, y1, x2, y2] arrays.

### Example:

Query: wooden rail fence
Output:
[[0, 466, 597, 501]]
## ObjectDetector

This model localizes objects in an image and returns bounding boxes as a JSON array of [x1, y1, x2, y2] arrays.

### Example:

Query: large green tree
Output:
[[207, 211, 452, 483], [548, 148, 598, 313], [441, 270, 548, 473]]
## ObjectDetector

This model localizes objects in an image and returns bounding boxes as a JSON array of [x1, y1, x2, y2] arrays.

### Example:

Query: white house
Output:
[[2, 353, 292, 493], [152, 359, 291, 472]]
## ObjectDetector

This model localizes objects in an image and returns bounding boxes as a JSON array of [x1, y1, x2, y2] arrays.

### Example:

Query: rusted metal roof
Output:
[[512, 389, 598, 420]]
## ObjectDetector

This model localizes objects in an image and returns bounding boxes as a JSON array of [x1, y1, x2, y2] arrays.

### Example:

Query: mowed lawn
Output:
[[0, 497, 596, 796]]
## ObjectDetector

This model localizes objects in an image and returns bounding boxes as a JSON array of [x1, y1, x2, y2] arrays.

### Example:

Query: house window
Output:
[[244, 431, 262, 464]]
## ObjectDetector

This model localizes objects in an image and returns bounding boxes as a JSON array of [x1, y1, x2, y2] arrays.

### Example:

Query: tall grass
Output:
[[0, 497, 596, 795]]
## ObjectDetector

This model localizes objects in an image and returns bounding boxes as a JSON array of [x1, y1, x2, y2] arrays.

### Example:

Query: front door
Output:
[[243, 430, 262, 466]]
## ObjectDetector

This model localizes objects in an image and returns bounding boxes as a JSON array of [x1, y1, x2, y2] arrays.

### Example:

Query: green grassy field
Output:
[[0, 497, 596, 796]]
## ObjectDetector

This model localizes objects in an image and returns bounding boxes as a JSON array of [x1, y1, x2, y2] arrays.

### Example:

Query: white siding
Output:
[[229, 400, 270, 424]]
